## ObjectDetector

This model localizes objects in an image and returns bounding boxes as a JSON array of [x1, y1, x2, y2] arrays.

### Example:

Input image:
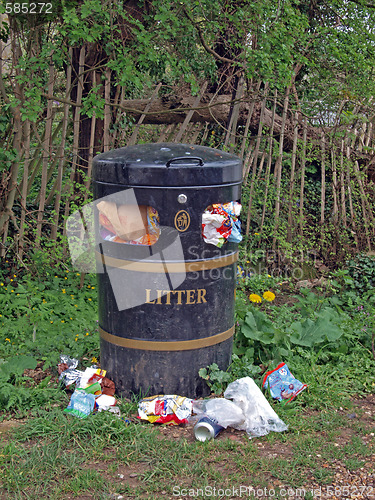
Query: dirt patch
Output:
[[23, 361, 56, 384]]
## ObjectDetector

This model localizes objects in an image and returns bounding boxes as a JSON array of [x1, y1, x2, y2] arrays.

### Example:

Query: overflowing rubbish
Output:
[[262, 362, 307, 403], [138, 395, 193, 425], [192, 377, 288, 440], [97, 201, 160, 245], [202, 202, 242, 247], [58, 355, 120, 419]]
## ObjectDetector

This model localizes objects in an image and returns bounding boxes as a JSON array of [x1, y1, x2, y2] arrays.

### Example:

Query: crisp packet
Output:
[[262, 362, 307, 403], [138, 395, 193, 425], [202, 202, 242, 247], [64, 389, 96, 418]]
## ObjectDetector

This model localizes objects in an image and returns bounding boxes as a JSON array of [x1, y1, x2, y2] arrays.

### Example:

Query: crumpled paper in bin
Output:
[[202, 202, 242, 247]]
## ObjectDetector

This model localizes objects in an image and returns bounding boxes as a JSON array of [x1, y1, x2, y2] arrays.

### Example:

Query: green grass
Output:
[[0, 262, 375, 498], [1, 393, 374, 499]]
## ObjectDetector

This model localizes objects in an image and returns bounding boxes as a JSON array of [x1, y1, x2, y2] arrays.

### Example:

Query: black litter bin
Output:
[[92, 143, 242, 398]]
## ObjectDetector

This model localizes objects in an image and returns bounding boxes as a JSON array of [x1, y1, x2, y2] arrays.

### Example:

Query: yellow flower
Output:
[[267, 274, 271, 278], [62, 289, 66, 293], [50, 321, 53, 324], [76, 273, 80, 276], [5, 338, 10, 342], [254, 232, 260, 236], [263, 291, 276, 302], [91, 357, 98, 363], [0, 283, 3, 286], [85, 332, 89, 336], [250, 293, 262, 303], [88, 298, 92, 301], [61, 320, 65, 323]]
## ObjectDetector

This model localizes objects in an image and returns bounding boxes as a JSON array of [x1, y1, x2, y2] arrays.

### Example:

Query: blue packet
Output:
[[262, 362, 307, 403], [64, 389, 96, 418]]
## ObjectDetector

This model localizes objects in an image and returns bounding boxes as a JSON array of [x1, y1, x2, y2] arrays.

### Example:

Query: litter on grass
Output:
[[192, 377, 288, 439], [137, 377, 287, 439], [58, 356, 120, 418], [262, 362, 307, 403], [138, 394, 193, 425]]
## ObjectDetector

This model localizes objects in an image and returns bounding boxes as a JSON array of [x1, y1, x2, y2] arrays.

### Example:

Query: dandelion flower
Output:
[[263, 291, 275, 302], [91, 356, 98, 363], [250, 293, 262, 303]]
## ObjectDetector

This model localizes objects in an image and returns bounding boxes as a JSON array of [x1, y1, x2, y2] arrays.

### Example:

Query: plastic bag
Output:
[[224, 377, 288, 438], [64, 389, 96, 418], [192, 398, 245, 429]]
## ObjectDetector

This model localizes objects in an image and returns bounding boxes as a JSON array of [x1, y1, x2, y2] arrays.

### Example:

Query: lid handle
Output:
[[166, 157, 204, 168]]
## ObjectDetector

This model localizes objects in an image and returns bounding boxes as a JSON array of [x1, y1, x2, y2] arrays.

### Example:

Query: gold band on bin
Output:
[[100, 325, 235, 351], [95, 250, 238, 273]]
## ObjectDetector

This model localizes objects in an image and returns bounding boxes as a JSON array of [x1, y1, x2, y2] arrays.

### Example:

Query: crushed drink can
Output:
[[194, 416, 224, 442]]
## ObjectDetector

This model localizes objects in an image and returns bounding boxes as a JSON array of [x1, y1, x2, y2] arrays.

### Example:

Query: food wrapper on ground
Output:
[[64, 389, 96, 418], [97, 202, 160, 246], [202, 202, 242, 247], [58, 354, 79, 375], [95, 394, 117, 411], [224, 377, 288, 438], [101, 376, 116, 396], [138, 395, 193, 425], [59, 368, 84, 388], [262, 362, 307, 403], [78, 367, 107, 389]]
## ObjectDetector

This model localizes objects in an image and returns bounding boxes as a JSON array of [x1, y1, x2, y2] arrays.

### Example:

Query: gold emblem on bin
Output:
[[174, 210, 190, 232]]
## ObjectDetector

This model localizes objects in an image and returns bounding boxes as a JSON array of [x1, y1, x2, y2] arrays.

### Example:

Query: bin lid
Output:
[[92, 143, 242, 187]]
